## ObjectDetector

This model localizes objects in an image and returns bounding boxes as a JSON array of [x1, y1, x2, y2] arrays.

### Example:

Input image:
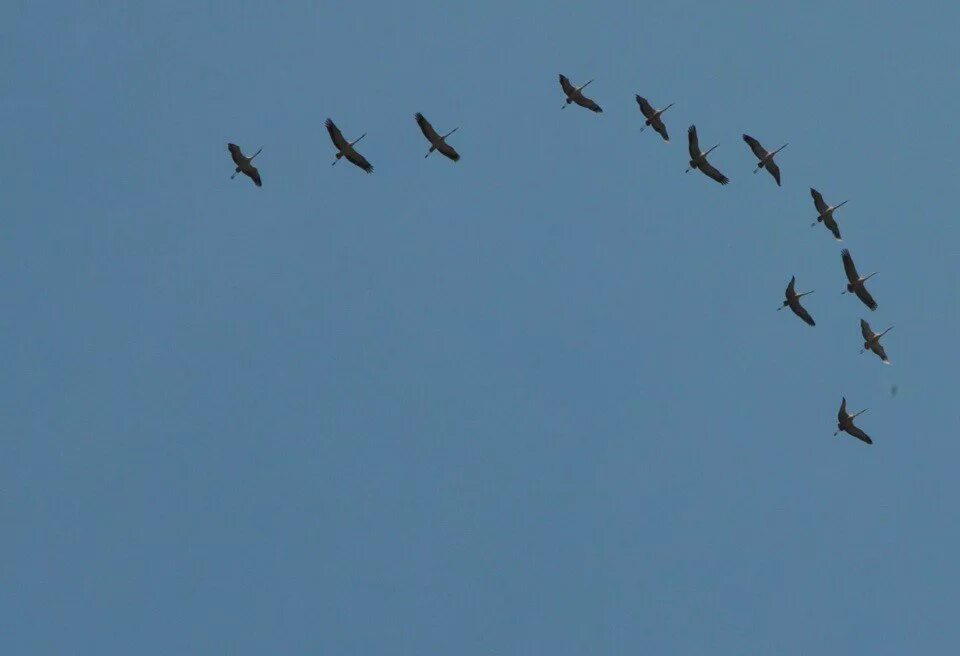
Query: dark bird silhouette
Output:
[[742, 134, 787, 186], [810, 188, 847, 241], [227, 143, 262, 187], [778, 276, 815, 326], [860, 319, 893, 364], [835, 397, 873, 444], [559, 74, 602, 113], [326, 118, 373, 173], [841, 249, 878, 310], [415, 113, 460, 161], [686, 125, 729, 185], [635, 95, 673, 141]]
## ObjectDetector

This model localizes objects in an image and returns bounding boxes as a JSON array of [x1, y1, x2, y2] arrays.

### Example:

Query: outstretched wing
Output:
[[325, 118, 349, 151], [699, 159, 729, 185], [437, 141, 460, 162], [687, 125, 700, 159], [576, 95, 602, 113], [786, 275, 797, 299], [790, 299, 815, 326], [856, 285, 878, 311], [841, 249, 859, 283], [651, 117, 669, 141], [838, 397, 847, 423], [823, 213, 842, 241], [228, 143, 244, 166], [244, 165, 262, 187], [559, 74, 576, 96], [860, 319, 875, 341], [346, 149, 374, 174], [810, 188, 829, 214], [871, 341, 890, 364], [742, 134, 768, 160], [765, 159, 781, 186], [846, 423, 873, 445], [635, 95, 656, 119], [415, 113, 440, 143]]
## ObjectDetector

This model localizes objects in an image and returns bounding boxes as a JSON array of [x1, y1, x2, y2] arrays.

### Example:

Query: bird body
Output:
[[228, 143, 262, 187], [860, 319, 893, 364], [841, 249, 878, 310], [835, 397, 873, 444], [810, 188, 847, 240], [559, 74, 603, 113], [415, 113, 460, 161], [778, 276, 815, 326], [326, 118, 374, 173], [686, 125, 729, 184], [636, 96, 672, 141], [742, 134, 786, 186]]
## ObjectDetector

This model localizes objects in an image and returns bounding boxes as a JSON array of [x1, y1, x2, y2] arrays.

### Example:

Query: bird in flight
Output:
[[742, 134, 787, 186], [835, 397, 873, 445], [227, 143, 262, 187], [778, 276, 815, 326], [635, 95, 673, 142], [326, 118, 374, 173], [559, 74, 603, 113], [686, 125, 729, 185]]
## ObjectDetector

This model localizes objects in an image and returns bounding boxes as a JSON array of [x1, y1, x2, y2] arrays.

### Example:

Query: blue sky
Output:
[[2, 1, 959, 653]]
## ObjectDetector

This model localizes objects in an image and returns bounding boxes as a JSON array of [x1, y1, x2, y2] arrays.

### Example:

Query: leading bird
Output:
[[326, 118, 374, 173], [559, 74, 602, 113], [742, 134, 787, 186], [686, 125, 729, 185], [835, 397, 873, 445]]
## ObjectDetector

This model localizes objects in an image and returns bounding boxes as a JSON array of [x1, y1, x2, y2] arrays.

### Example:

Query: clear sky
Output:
[[2, 1, 959, 654]]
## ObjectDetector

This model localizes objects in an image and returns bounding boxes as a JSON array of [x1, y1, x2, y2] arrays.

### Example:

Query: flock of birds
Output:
[[226, 73, 894, 446]]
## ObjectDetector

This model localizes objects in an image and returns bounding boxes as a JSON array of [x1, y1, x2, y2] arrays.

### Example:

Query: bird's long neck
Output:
[[350, 134, 366, 147], [703, 144, 719, 157], [250, 147, 262, 160], [442, 127, 459, 140], [833, 200, 849, 211], [577, 79, 594, 92], [862, 272, 878, 282], [878, 326, 894, 339]]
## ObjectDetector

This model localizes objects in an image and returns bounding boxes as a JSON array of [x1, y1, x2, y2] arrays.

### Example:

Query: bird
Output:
[[860, 319, 893, 364], [559, 74, 602, 113], [841, 249, 878, 310], [778, 276, 815, 326], [227, 143, 262, 187], [742, 134, 787, 186], [635, 96, 673, 141], [414, 113, 460, 161], [686, 125, 729, 185], [834, 397, 873, 444], [810, 188, 847, 241], [326, 118, 373, 173]]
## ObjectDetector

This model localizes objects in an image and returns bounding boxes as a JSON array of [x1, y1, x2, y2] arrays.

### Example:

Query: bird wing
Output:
[[635, 95, 656, 119], [846, 423, 873, 445], [346, 148, 374, 174], [325, 118, 349, 151], [651, 117, 669, 141], [838, 397, 847, 423], [742, 134, 768, 159], [576, 95, 602, 112], [790, 299, 815, 326], [559, 74, 576, 96], [860, 319, 875, 341], [415, 113, 440, 143], [437, 141, 460, 162], [786, 275, 797, 299], [810, 188, 829, 214], [824, 213, 842, 241], [871, 341, 890, 364], [841, 249, 859, 283], [245, 165, 262, 187], [856, 285, 878, 311], [765, 159, 781, 186], [698, 159, 729, 185], [687, 125, 700, 159], [228, 143, 244, 166]]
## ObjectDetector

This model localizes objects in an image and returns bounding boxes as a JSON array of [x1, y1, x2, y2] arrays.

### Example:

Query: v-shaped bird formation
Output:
[[226, 71, 896, 446]]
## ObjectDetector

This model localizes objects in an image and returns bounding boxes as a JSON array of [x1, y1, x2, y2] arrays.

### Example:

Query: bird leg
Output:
[[424, 147, 434, 158], [231, 171, 238, 179]]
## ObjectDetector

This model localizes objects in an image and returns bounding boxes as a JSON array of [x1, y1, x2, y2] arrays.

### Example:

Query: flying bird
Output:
[[810, 188, 847, 241], [686, 125, 729, 185], [414, 113, 460, 161], [559, 74, 602, 113], [778, 276, 815, 326], [635, 96, 673, 141], [326, 118, 373, 173], [860, 319, 893, 364], [841, 249, 878, 311], [742, 134, 787, 186], [834, 397, 873, 445], [227, 143, 262, 187]]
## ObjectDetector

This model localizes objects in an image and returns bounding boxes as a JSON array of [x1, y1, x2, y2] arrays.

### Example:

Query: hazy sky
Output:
[[2, 2, 959, 654]]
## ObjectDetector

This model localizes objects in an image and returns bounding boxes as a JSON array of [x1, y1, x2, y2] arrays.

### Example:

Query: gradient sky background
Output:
[[2, 1, 959, 653]]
